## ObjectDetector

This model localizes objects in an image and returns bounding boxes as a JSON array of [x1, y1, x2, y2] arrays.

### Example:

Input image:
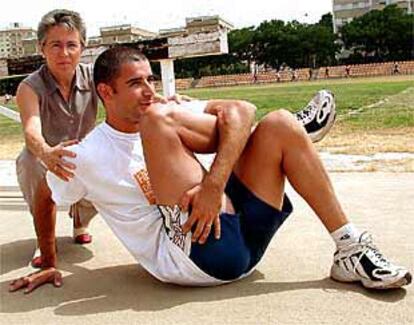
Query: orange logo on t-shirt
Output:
[[133, 169, 156, 204]]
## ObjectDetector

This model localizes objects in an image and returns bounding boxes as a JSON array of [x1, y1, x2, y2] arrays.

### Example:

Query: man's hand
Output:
[[9, 268, 62, 294], [153, 93, 193, 104], [181, 180, 222, 244], [168, 94, 193, 103], [41, 139, 78, 181]]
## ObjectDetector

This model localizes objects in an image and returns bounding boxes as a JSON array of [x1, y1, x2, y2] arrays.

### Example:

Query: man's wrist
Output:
[[204, 173, 226, 194]]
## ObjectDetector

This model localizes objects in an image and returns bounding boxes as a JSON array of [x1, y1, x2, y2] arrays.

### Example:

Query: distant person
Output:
[[325, 66, 330, 78], [4, 93, 12, 104], [276, 70, 281, 83], [9, 47, 410, 294], [345, 65, 351, 78], [291, 69, 298, 82], [252, 71, 258, 83], [251, 62, 258, 83], [393, 62, 400, 75], [15, 9, 99, 268]]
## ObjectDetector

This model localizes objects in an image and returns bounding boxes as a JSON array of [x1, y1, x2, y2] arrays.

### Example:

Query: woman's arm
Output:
[[16, 83, 77, 181]]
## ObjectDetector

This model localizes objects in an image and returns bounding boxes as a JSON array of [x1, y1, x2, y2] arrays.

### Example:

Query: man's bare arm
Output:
[[177, 100, 257, 243], [202, 100, 256, 193], [169, 106, 219, 153]]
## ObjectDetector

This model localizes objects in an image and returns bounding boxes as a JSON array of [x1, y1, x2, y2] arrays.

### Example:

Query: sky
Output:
[[0, 0, 333, 37]]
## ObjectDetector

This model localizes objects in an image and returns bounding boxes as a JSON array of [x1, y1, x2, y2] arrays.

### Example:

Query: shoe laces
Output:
[[340, 231, 391, 272], [358, 232, 391, 267], [296, 102, 317, 123]]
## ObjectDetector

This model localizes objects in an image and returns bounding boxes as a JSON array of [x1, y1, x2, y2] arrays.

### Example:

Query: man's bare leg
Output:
[[233, 109, 411, 289], [140, 108, 205, 204], [141, 106, 347, 232], [140, 106, 411, 289], [139, 102, 346, 232], [141, 105, 348, 232], [234, 109, 348, 232]]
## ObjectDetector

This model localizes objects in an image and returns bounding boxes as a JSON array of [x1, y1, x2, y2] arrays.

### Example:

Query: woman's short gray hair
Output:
[[37, 9, 86, 46]]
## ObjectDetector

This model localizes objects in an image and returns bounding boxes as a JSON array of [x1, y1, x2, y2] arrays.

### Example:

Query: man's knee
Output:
[[140, 106, 176, 138], [140, 106, 185, 155], [258, 109, 307, 143]]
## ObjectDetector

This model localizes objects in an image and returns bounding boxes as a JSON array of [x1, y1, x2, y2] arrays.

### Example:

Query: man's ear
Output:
[[97, 83, 114, 102]]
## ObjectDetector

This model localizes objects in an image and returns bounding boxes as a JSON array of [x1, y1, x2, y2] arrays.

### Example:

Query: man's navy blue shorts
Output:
[[189, 173, 293, 280]]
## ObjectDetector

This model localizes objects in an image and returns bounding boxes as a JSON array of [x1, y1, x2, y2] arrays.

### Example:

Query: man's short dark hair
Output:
[[93, 46, 148, 92]]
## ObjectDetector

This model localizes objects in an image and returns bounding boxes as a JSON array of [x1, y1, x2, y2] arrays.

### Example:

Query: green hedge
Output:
[[0, 75, 27, 96]]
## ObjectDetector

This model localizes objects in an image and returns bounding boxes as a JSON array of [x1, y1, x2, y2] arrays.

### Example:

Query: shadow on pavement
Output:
[[0, 239, 408, 316], [0, 237, 94, 276]]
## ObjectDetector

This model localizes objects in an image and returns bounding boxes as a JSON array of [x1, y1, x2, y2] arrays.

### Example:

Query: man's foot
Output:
[[295, 90, 336, 143], [330, 232, 412, 289]]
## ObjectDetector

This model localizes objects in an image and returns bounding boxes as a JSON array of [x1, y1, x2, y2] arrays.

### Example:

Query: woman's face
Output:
[[41, 25, 83, 79]]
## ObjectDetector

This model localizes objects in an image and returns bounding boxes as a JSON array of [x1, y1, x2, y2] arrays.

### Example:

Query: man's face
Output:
[[109, 60, 156, 125]]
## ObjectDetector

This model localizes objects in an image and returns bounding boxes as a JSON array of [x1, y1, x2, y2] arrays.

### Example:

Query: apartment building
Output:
[[159, 15, 234, 38], [0, 58, 7, 76], [333, 0, 414, 32], [22, 37, 39, 56], [88, 24, 157, 46], [0, 23, 36, 58]]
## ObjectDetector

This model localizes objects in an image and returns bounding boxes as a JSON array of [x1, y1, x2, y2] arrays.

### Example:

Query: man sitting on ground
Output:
[[9, 47, 411, 293]]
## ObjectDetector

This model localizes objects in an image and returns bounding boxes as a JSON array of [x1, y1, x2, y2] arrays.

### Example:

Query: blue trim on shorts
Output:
[[189, 173, 293, 280]]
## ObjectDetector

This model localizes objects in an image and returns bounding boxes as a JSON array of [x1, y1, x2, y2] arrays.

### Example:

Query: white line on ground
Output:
[[0, 105, 20, 122]]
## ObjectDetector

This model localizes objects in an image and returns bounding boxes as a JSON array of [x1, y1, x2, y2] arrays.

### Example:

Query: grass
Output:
[[182, 75, 414, 129], [1, 75, 413, 160], [0, 114, 21, 136]]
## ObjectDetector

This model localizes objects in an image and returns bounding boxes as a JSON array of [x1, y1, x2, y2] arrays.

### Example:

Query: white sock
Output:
[[330, 223, 362, 249]]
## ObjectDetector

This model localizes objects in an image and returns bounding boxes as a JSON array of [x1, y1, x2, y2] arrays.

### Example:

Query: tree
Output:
[[228, 27, 256, 64], [253, 16, 337, 69], [319, 12, 334, 31], [310, 14, 339, 67], [341, 5, 414, 62], [166, 12, 340, 78]]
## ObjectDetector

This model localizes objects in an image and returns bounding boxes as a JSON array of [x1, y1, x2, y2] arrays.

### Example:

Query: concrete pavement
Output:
[[0, 172, 413, 324]]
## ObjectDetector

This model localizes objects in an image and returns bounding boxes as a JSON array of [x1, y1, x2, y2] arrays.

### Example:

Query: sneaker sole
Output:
[[310, 92, 336, 143], [330, 264, 412, 289], [361, 272, 412, 290], [310, 112, 336, 143]]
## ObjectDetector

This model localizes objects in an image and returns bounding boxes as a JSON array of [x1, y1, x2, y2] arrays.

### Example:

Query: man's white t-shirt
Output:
[[46, 101, 226, 286]]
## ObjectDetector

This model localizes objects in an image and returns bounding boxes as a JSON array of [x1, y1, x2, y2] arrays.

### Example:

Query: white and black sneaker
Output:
[[295, 90, 336, 143], [330, 232, 412, 289]]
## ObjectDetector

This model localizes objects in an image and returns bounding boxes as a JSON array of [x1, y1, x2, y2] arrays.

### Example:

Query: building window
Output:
[[334, 1, 370, 10]]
